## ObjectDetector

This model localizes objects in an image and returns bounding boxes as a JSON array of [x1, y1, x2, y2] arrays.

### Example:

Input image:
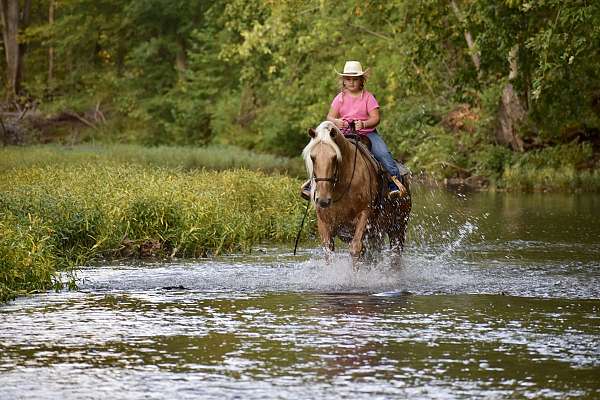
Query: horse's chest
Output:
[[318, 207, 357, 223], [318, 207, 371, 234], [332, 217, 376, 243]]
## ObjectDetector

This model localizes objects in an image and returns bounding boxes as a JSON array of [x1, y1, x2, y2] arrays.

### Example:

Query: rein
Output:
[[330, 137, 359, 203], [293, 200, 311, 256]]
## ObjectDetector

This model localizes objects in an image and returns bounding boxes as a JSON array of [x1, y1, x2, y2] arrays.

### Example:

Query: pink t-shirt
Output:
[[331, 90, 379, 133]]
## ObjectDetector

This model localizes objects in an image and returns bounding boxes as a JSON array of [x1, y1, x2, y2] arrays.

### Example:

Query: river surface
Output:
[[1, 188, 599, 399]]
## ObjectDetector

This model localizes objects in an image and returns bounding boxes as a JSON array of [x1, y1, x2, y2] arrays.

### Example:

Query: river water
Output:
[[1, 188, 599, 399]]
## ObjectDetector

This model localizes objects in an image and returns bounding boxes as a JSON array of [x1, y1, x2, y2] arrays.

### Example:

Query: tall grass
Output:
[[501, 166, 600, 192], [497, 143, 600, 192], [0, 156, 312, 302], [0, 143, 305, 177]]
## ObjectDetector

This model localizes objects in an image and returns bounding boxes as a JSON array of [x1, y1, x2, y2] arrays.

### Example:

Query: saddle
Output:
[[343, 133, 381, 174]]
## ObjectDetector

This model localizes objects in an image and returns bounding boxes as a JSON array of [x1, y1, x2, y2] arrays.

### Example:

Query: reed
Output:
[[0, 161, 312, 302]]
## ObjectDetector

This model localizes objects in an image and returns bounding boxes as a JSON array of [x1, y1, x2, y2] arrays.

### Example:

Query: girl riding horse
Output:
[[302, 60, 404, 200], [328, 61, 403, 196]]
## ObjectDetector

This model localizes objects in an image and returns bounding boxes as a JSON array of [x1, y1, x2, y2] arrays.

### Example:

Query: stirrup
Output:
[[388, 189, 402, 199]]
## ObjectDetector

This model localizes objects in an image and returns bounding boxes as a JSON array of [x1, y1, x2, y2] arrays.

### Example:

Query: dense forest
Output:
[[2, 0, 599, 190]]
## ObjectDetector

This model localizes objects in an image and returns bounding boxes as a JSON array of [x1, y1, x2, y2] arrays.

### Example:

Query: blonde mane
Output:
[[302, 121, 343, 178]]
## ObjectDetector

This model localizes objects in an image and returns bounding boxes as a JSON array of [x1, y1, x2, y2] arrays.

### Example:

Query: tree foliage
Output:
[[1, 0, 599, 182]]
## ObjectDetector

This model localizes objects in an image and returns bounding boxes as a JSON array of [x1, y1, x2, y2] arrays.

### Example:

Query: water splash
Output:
[[434, 220, 478, 262]]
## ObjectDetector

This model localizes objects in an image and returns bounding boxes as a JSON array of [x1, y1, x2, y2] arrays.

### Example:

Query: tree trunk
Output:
[[175, 37, 187, 81], [237, 85, 257, 128], [1, 0, 20, 98], [17, 0, 31, 98], [496, 84, 525, 152], [0, 0, 31, 100], [48, 0, 54, 84], [450, 0, 481, 79], [496, 45, 526, 152]]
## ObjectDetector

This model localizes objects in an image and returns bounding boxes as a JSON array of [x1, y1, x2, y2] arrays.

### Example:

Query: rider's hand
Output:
[[334, 119, 347, 129], [356, 120, 364, 130]]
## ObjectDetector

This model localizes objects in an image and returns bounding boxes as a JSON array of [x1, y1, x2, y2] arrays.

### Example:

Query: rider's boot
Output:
[[388, 175, 406, 199], [300, 180, 311, 201]]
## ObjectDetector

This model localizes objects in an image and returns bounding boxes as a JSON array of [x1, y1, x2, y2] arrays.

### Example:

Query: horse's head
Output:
[[302, 121, 343, 208]]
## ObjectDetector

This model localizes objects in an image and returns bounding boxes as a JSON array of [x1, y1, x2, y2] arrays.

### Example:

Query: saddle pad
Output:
[[349, 139, 383, 174]]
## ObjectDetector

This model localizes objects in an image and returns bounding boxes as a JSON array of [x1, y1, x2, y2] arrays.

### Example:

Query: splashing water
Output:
[[435, 221, 478, 262]]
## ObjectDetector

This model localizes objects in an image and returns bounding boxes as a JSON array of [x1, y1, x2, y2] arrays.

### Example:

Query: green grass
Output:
[[489, 143, 600, 192], [0, 147, 312, 302], [0, 143, 305, 177], [406, 140, 600, 192], [500, 166, 600, 192]]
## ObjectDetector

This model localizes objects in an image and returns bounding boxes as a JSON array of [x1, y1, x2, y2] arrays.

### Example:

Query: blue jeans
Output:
[[367, 131, 400, 182]]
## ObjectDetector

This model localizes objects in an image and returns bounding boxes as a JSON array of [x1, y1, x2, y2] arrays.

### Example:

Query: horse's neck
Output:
[[338, 138, 371, 182], [338, 138, 355, 159]]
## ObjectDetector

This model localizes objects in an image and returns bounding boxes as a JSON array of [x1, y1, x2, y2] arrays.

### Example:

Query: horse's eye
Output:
[[310, 155, 315, 161]]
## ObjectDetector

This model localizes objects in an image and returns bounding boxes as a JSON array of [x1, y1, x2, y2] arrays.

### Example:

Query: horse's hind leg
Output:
[[385, 227, 405, 270], [387, 234, 402, 271], [389, 226, 406, 253], [363, 234, 385, 264], [389, 193, 411, 252], [389, 210, 410, 255]]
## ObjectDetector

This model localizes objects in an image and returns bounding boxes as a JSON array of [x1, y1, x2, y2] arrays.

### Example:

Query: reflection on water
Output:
[[1, 291, 598, 399], [1, 188, 599, 399]]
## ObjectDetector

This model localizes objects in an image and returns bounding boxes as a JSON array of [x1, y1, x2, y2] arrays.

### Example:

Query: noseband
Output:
[[313, 162, 339, 186]]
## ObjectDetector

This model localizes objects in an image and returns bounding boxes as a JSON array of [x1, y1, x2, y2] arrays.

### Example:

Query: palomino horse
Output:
[[302, 121, 411, 259]]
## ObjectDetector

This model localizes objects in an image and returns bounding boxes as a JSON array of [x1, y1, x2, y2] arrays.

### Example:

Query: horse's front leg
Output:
[[317, 219, 335, 261], [350, 210, 370, 259]]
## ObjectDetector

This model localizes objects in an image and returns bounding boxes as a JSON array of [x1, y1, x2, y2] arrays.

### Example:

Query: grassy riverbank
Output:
[[0, 146, 310, 302], [0, 144, 305, 177]]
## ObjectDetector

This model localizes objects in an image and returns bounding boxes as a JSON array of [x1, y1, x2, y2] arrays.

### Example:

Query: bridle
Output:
[[311, 121, 360, 203], [312, 158, 339, 185]]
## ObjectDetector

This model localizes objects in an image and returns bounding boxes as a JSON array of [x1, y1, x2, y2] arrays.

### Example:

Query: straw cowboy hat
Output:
[[336, 61, 369, 77]]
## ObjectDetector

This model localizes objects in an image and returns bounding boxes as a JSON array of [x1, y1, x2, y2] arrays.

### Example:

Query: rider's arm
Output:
[[326, 106, 347, 129], [358, 108, 380, 130]]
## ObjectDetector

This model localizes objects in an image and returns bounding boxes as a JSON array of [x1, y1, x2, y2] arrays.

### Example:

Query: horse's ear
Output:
[[329, 127, 337, 139], [308, 128, 316, 138]]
